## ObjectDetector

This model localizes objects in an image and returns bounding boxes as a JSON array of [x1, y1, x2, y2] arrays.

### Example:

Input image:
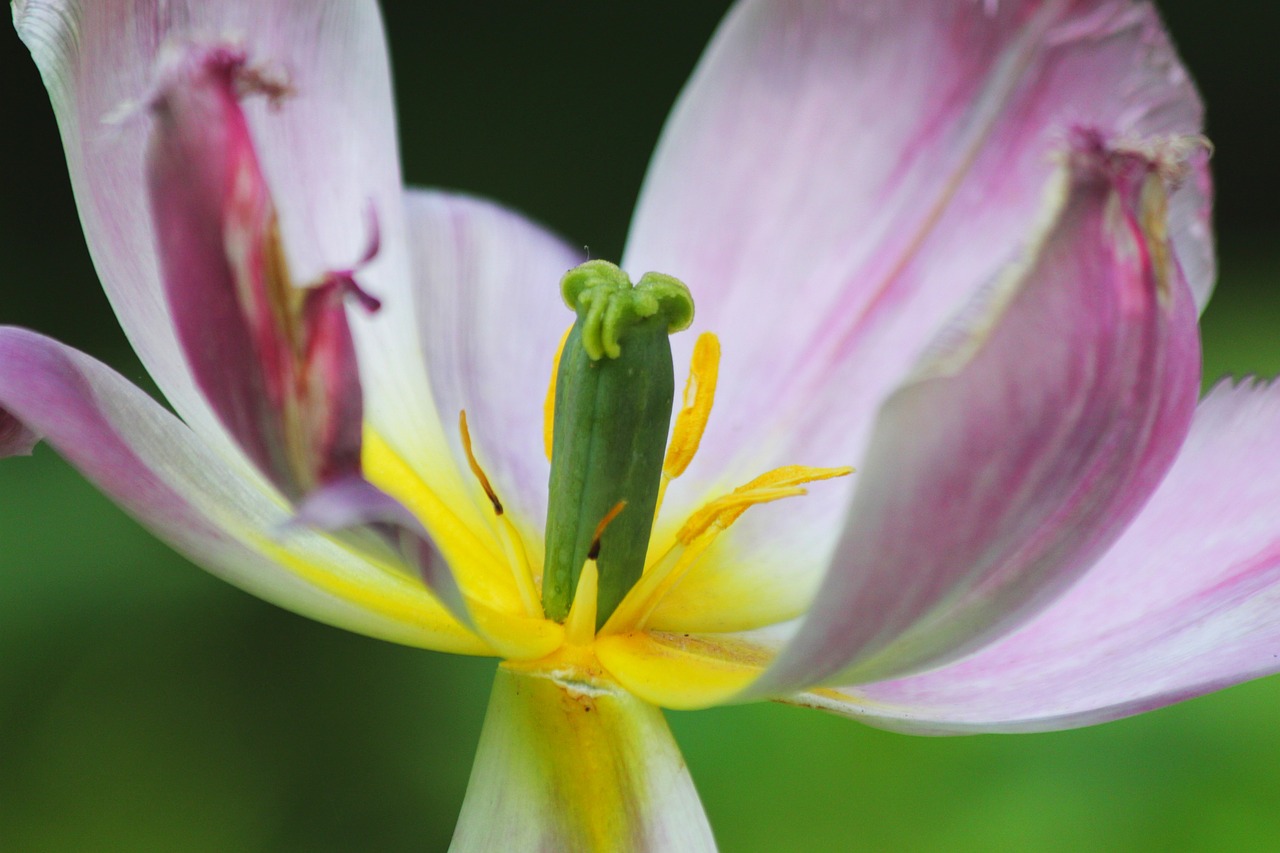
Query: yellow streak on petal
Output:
[[253, 537, 493, 656], [641, 537, 818, 634], [471, 600, 565, 661], [595, 631, 768, 710], [602, 532, 716, 636], [362, 429, 522, 613]]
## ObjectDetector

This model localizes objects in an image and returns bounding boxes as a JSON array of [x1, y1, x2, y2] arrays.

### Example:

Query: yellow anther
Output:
[[663, 332, 721, 479], [543, 324, 573, 462], [714, 465, 853, 529], [565, 560, 599, 646], [676, 486, 807, 545]]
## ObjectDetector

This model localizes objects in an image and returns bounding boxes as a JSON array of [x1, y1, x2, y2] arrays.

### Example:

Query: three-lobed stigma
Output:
[[560, 260, 694, 361]]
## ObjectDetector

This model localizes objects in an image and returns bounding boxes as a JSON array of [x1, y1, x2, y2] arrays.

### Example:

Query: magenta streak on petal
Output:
[[145, 43, 374, 501], [807, 380, 1280, 734], [747, 132, 1202, 697], [622, 2, 1211, 579]]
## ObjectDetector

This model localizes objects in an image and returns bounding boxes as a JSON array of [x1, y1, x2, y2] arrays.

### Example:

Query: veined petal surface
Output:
[[12, 0, 433, 471], [748, 136, 1201, 696], [404, 189, 583, 528], [452, 665, 716, 852], [0, 327, 485, 656], [624, 0, 1211, 595], [799, 381, 1280, 733]]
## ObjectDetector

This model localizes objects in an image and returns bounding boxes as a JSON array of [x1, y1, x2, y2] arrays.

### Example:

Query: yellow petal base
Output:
[[594, 631, 768, 710], [451, 663, 716, 852]]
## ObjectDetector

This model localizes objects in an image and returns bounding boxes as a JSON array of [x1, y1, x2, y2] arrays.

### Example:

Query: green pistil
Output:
[[542, 261, 694, 626]]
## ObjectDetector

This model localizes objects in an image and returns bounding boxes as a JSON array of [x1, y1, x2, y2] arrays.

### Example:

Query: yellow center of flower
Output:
[[354, 266, 850, 706], [363, 339, 846, 665]]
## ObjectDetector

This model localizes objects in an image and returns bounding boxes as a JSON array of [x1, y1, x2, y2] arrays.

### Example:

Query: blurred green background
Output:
[[2, 2, 1279, 851]]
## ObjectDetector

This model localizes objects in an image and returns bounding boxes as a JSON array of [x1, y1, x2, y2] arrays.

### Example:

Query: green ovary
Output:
[[541, 261, 695, 626]]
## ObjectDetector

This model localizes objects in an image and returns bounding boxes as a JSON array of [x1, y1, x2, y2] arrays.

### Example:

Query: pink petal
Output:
[[624, 0, 1210, 552], [0, 326, 484, 655], [145, 44, 372, 499], [404, 190, 583, 525], [0, 408, 40, 457], [13, 0, 425, 459], [801, 381, 1280, 733], [748, 133, 1201, 696]]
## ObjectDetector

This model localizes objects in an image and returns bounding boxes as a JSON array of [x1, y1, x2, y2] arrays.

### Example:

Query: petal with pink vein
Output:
[[625, 0, 1211, 580], [800, 380, 1280, 733], [748, 132, 1202, 697]]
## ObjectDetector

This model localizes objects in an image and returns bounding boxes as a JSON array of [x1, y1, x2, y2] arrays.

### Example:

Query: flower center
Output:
[[432, 260, 851, 661]]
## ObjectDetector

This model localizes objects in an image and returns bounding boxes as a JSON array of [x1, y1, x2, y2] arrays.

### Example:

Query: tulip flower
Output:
[[7, 0, 1270, 849]]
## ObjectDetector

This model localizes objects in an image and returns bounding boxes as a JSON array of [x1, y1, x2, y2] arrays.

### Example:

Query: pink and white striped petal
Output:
[[13, 0, 429, 466], [405, 190, 583, 528], [625, 0, 1210, 583], [747, 134, 1201, 697], [0, 327, 485, 657], [798, 381, 1280, 733]]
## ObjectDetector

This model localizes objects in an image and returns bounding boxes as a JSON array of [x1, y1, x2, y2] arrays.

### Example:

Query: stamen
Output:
[[565, 502, 625, 644], [543, 324, 573, 462], [565, 561, 600, 647], [654, 333, 721, 520], [459, 409, 541, 617], [664, 332, 721, 479], [589, 500, 628, 561], [605, 464, 853, 634], [676, 486, 808, 545], [459, 410, 502, 515], [711, 465, 853, 529]]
